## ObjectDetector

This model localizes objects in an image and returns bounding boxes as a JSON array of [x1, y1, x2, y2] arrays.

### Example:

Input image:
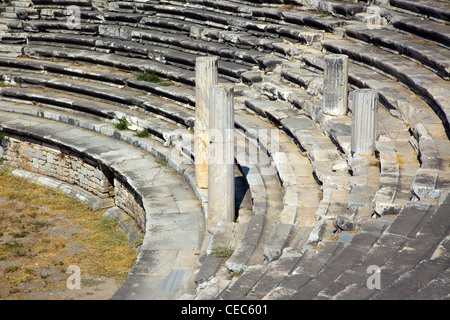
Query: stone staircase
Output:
[[0, 0, 449, 300]]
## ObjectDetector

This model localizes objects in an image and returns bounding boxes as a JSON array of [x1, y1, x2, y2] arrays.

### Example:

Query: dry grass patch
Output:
[[0, 167, 138, 299]]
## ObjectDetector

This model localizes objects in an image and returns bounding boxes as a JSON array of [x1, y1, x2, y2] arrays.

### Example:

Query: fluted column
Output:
[[195, 56, 218, 189], [208, 84, 235, 233], [351, 89, 379, 154], [323, 54, 349, 116]]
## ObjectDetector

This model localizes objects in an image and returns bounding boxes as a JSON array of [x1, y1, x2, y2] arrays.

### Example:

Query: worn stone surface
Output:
[[1, 0, 449, 301]]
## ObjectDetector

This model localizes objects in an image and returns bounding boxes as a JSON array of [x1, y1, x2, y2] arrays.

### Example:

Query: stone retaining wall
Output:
[[0, 132, 146, 229], [1, 133, 114, 198], [113, 176, 146, 230]]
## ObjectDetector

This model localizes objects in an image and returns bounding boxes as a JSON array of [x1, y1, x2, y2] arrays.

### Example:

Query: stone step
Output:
[[412, 168, 450, 202], [145, 0, 327, 43], [390, 14, 450, 48], [371, 234, 449, 299], [410, 266, 450, 300], [389, 0, 450, 22], [245, 245, 313, 299], [1, 11, 18, 19], [373, 139, 416, 217], [413, 123, 450, 170], [79, 10, 147, 23], [258, 104, 351, 239], [105, 0, 156, 13], [141, 18, 274, 53], [22, 26, 265, 78], [140, 4, 325, 46], [280, 10, 348, 32], [370, 195, 448, 296], [343, 23, 450, 79], [324, 204, 429, 299], [32, 0, 93, 7], [22, 19, 99, 34], [122, 26, 275, 66], [313, 184, 449, 299], [11, 1, 33, 8], [139, 15, 202, 33], [0, 43, 22, 57], [161, 0, 253, 18], [218, 264, 266, 300], [280, 67, 324, 99], [317, 0, 367, 19], [290, 242, 378, 299]]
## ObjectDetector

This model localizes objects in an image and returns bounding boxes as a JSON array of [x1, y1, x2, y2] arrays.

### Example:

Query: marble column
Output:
[[195, 56, 218, 189], [323, 54, 349, 116], [351, 89, 379, 154], [208, 84, 235, 233]]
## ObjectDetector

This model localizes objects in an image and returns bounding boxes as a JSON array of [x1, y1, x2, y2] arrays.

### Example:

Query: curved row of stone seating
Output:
[[1, 0, 449, 300], [341, 23, 450, 79]]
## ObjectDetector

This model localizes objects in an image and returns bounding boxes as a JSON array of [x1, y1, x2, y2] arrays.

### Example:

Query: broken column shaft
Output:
[[351, 89, 379, 154], [195, 56, 218, 189], [323, 54, 349, 116], [208, 84, 235, 233]]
